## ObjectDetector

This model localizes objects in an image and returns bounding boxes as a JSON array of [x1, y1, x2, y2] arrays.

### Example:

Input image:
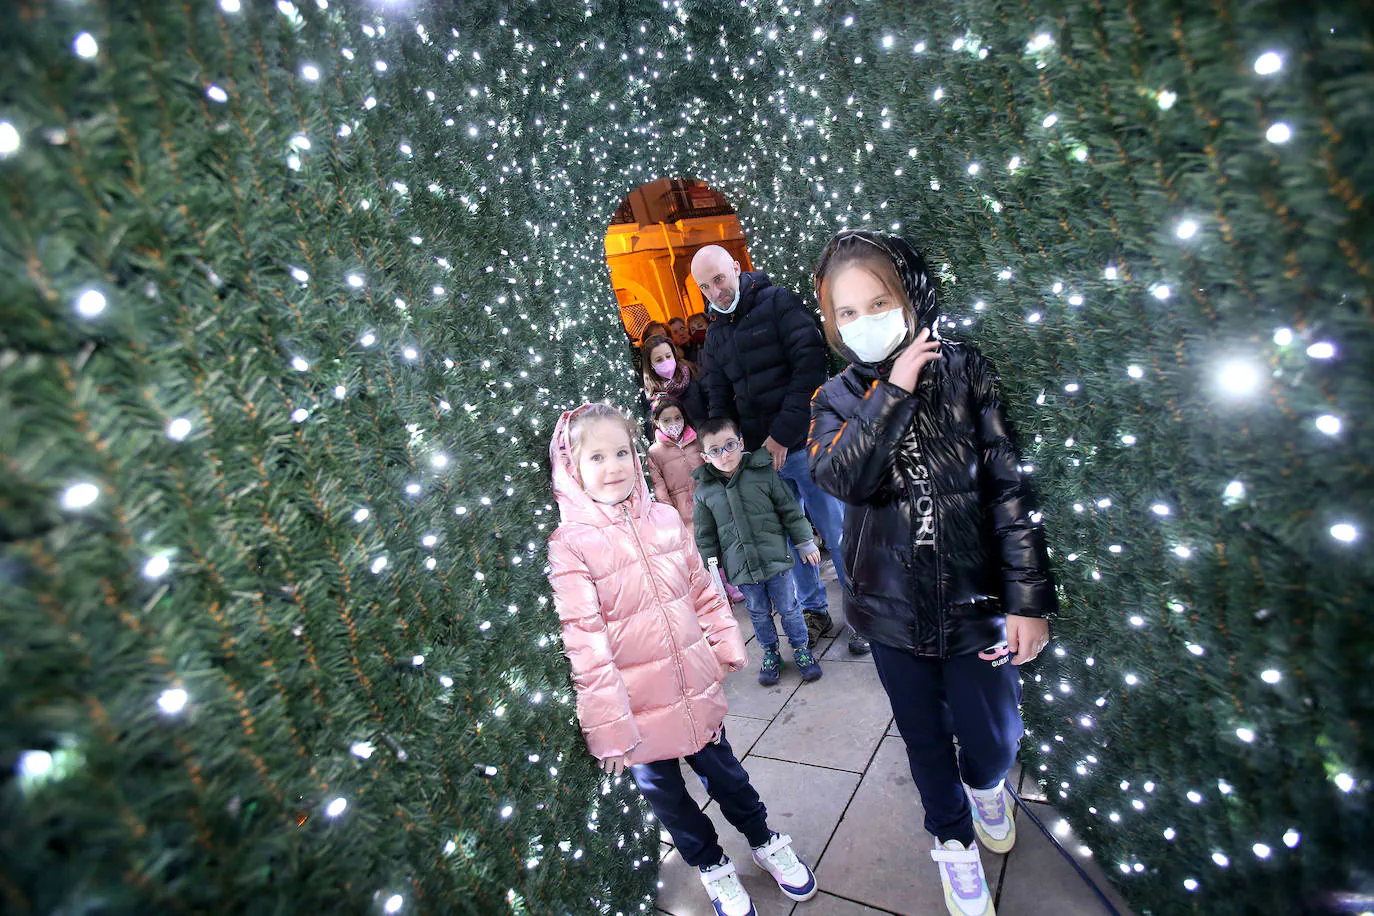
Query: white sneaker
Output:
[[698, 857, 756, 916], [965, 779, 1016, 853], [931, 839, 995, 916], [750, 832, 818, 901]]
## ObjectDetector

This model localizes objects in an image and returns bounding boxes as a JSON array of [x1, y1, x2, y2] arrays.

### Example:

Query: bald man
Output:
[[690, 245, 869, 655]]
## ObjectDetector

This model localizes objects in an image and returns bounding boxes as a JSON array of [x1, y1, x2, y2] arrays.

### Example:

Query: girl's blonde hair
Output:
[[566, 401, 639, 463]]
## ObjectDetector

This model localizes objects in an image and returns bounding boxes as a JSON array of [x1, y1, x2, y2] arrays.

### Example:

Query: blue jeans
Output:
[[630, 726, 772, 867], [737, 570, 810, 652], [870, 641, 1024, 846], [778, 449, 847, 612]]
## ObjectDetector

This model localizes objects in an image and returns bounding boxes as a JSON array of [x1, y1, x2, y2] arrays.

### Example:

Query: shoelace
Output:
[[710, 870, 747, 902], [945, 858, 983, 896], [972, 791, 1004, 822], [765, 843, 802, 872]]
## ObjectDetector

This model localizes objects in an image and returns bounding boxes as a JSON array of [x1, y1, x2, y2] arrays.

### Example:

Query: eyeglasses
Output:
[[704, 438, 742, 460]]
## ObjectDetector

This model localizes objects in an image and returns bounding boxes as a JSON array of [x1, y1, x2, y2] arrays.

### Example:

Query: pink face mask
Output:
[[652, 358, 677, 380]]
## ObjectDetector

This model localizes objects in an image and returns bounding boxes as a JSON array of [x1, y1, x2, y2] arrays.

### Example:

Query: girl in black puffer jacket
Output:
[[807, 230, 1056, 916]]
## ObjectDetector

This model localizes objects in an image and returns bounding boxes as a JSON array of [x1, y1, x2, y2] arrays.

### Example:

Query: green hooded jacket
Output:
[[692, 450, 817, 586]]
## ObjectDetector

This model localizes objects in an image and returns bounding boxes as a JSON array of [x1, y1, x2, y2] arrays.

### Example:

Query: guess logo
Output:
[[978, 642, 1011, 667]]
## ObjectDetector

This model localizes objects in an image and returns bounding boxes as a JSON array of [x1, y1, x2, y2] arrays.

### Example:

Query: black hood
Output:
[[812, 230, 941, 377]]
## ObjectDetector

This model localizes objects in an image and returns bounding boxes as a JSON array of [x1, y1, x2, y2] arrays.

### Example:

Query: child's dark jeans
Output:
[[629, 726, 772, 866], [870, 639, 1024, 847], [737, 569, 810, 652]]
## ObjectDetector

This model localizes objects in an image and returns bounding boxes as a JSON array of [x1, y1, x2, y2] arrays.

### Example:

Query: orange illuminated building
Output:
[[605, 178, 753, 343]]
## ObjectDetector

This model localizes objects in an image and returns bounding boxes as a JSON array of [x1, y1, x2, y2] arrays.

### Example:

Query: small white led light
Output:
[[158, 688, 188, 714]]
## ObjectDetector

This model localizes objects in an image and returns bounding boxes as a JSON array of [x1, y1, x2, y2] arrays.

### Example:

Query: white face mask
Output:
[[710, 284, 740, 315], [661, 421, 684, 440], [838, 309, 908, 363]]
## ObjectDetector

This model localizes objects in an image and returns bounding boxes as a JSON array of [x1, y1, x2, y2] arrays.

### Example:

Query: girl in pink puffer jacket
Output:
[[647, 397, 747, 606], [547, 402, 819, 915], [646, 396, 705, 528]]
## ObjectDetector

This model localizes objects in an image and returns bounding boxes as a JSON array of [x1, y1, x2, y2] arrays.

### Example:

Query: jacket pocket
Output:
[[843, 506, 873, 586]]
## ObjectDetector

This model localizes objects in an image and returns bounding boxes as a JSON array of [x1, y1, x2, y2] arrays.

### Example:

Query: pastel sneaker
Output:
[[965, 779, 1016, 853], [750, 833, 818, 902], [698, 857, 756, 916], [758, 646, 782, 686], [794, 647, 823, 683], [931, 839, 995, 916]]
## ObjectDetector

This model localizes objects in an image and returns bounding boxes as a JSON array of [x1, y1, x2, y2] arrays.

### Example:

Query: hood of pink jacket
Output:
[[551, 406, 652, 528]]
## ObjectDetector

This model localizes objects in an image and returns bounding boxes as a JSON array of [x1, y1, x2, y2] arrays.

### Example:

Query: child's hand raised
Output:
[[600, 753, 632, 777], [800, 546, 822, 566], [888, 327, 942, 393]]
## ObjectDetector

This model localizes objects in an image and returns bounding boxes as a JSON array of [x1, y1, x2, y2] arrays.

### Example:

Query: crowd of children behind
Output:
[[547, 230, 1056, 916]]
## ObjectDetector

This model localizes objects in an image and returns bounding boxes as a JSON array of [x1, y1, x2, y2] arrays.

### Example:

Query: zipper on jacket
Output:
[[623, 505, 701, 748], [850, 506, 872, 588]]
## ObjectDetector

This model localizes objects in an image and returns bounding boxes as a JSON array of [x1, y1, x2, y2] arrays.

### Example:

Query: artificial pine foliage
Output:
[[1, 1, 1370, 915]]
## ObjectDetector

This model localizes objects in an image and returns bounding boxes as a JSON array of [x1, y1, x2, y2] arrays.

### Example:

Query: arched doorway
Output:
[[604, 177, 752, 347]]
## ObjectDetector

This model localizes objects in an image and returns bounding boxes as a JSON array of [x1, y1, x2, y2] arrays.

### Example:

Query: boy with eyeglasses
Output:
[[692, 418, 824, 686]]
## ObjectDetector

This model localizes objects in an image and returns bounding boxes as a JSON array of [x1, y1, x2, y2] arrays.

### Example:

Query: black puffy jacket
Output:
[[807, 231, 1055, 658], [702, 272, 828, 452]]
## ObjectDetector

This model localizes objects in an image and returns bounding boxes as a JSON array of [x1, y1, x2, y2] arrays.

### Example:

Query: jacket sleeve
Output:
[[648, 452, 670, 504], [966, 349, 1057, 618], [693, 488, 721, 563], [546, 533, 642, 759], [768, 291, 830, 447], [681, 525, 748, 671], [769, 470, 816, 550], [808, 379, 920, 505]]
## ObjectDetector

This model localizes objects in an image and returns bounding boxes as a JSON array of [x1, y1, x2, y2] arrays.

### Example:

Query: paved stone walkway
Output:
[[651, 576, 1136, 916]]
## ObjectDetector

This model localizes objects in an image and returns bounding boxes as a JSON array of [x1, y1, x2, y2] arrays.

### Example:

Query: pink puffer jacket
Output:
[[647, 426, 705, 529], [547, 407, 748, 765]]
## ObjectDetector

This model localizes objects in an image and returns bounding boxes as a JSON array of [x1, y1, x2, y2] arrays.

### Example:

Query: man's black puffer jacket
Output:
[[702, 272, 827, 452], [806, 231, 1055, 658]]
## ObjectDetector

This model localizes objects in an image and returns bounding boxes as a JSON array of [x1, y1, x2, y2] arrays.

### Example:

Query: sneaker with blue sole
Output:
[[751, 832, 818, 902], [698, 857, 756, 916]]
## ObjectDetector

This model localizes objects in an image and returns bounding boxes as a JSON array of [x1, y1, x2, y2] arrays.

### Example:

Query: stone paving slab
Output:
[[798, 892, 894, 914], [722, 635, 801, 720], [749, 660, 891, 773]]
